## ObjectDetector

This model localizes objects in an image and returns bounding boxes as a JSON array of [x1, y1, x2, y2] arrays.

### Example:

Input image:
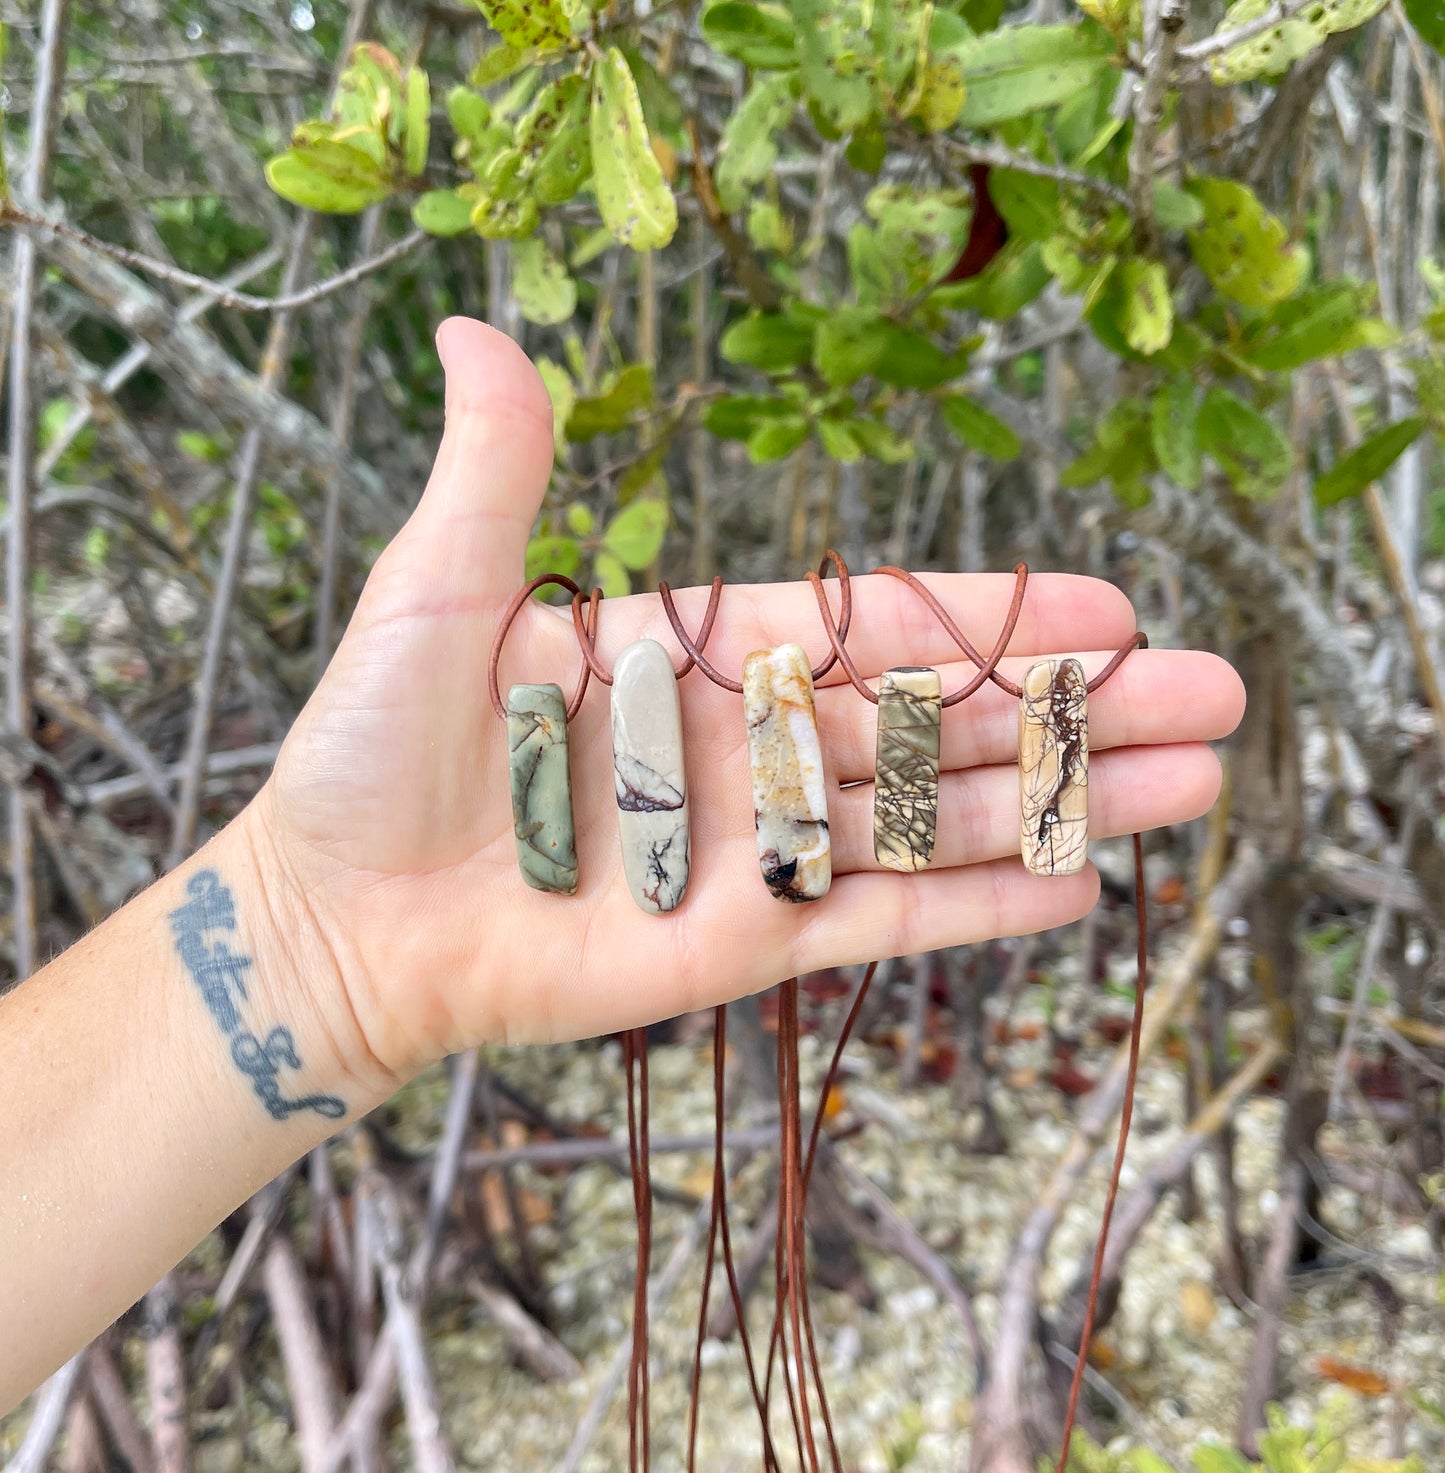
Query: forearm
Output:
[[0, 797, 395, 1412]]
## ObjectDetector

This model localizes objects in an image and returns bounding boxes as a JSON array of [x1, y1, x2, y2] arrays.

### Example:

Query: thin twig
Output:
[[5, 0, 72, 979], [0, 204, 427, 316], [1127, 0, 1186, 254], [263, 1231, 341, 1473], [2, 1356, 86, 1473]]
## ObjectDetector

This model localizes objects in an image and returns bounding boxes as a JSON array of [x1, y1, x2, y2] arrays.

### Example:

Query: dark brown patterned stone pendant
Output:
[[873, 667, 942, 873], [1019, 657, 1088, 877]]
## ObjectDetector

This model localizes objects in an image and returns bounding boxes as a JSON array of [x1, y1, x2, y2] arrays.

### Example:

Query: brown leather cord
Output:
[[687, 1005, 781, 1473], [487, 574, 600, 721], [805, 564, 1029, 707], [622, 1028, 653, 1473], [571, 575, 728, 685], [492, 551, 1153, 1472], [657, 552, 855, 693], [1053, 832, 1148, 1473]]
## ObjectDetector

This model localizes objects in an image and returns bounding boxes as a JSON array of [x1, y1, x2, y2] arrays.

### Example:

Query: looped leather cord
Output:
[[571, 575, 728, 685], [486, 574, 600, 721], [806, 562, 1029, 707], [658, 554, 855, 692]]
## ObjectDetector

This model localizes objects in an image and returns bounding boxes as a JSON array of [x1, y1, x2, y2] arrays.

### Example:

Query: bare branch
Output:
[[1, 204, 428, 315]]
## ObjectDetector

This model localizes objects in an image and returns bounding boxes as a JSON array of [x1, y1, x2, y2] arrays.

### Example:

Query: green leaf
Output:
[[846, 416, 914, 463], [1150, 380, 1202, 489], [593, 550, 632, 598], [716, 76, 797, 212], [404, 68, 430, 176], [474, 0, 570, 53], [873, 327, 960, 390], [603, 499, 668, 569], [536, 357, 575, 458], [1123, 1453, 1176, 1473], [1237, 281, 1381, 370], [447, 86, 492, 148], [941, 395, 1021, 458], [567, 364, 655, 440], [1153, 180, 1205, 231], [701, 1, 798, 68], [1199, 387, 1292, 498], [1191, 1446, 1255, 1473], [704, 394, 800, 440], [512, 238, 577, 325], [525, 534, 580, 581], [590, 47, 678, 250], [1186, 177, 1307, 309], [1315, 418, 1425, 507], [1118, 259, 1174, 355], [1404, 0, 1445, 52], [911, 59, 967, 131], [817, 418, 862, 462], [565, 503, 595, 535], [970, 240, 1052, 319], [471, 42, 537, 87], [265, 148, 391, 213], [412, 188, 476, 235], [987, 170, 1062, 242], [955, 24, 1111, 127], [1210, 0, 1388, 82], [747, 416, 810, 461], [815, 309, 893, 387], [720, 312, 816, 372]]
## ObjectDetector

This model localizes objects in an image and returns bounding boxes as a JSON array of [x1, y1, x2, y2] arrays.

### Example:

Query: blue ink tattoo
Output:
[[169, 870, 345, 1122]]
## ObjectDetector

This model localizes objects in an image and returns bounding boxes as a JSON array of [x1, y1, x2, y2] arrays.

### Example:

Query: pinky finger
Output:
[[785, 858, 1102, 978]]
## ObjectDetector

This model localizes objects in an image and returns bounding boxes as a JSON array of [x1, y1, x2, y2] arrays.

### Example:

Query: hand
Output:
[[255, 317, 1244, 1087]]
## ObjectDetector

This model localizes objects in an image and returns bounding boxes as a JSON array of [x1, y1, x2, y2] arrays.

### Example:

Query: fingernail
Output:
[[435, 317, 462, 374]]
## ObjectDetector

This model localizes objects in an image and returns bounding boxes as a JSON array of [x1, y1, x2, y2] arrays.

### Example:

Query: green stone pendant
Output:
[[873, 667, 942, 873], [507, 683, 579, 895]]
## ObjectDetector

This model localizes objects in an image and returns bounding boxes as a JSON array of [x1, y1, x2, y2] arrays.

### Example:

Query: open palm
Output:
[[261, 318, 1244, 1085]]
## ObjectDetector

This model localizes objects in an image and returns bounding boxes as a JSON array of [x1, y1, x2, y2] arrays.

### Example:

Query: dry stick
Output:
[[263, 1232, 342, 1473], [1174, 0, 1326, 69], [1328, 787, 1421, 1119], [166, 0, 375, 867], [164, 216, 316, 866], [970, 845, 1265, 1473], [688, 211, 714, 587], [37, 245, 283, 480], [1052, 1034, 1286, 1354], [826, 1144, 987, 1379], [87, 1343, 156, 1473], [464, 1274, 582, 1383], [358, 1162, 458, 1473], [60, 1389, 107, 1473], [900, 952, 931, 1088], [552, 1179, 729, 1473], [1324, 369, 1445, 771], [143, 1277, 189, 1473], [0, 205, 427, 318], [1126, 0, 1186, 256], [1, 1354, 86, 1473], [315, 205, 383, 676], [82, 743, 280, 809], [5, 0, 72, 979], [1392, 0, 1445, 173]]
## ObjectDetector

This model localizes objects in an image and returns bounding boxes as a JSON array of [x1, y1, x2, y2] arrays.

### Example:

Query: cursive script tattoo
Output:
[[169, 870, 345, 1122]]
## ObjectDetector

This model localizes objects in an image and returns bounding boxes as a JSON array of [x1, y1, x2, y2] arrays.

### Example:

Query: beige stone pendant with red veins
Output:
[[1019, 657, 1089, 876]]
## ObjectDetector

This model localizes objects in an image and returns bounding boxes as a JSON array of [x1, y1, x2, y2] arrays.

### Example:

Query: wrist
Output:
[[188, 797, 400, 1121]]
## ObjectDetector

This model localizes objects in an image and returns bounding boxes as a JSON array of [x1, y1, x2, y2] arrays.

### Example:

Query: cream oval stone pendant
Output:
[[611, 639, 690, 915], [507, 683, 579, 895], [873, 666, 943, 873], [742, 644, 831, 902], [1019, 657, 1088, 876]]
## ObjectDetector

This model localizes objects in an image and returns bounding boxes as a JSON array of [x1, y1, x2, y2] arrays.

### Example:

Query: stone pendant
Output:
[[742, 644, 831, 902], [873, 666, 943, 873], [507, 683, 579, 895], [1019, 657, 1089, 877], [611, 639, 690, 915]]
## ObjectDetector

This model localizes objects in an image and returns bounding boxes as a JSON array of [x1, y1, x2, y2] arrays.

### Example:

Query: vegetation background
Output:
[[2, 0, 1445, 1469]]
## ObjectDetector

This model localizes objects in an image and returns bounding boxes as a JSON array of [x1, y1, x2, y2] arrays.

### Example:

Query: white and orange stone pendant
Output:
[[1019, 657, 1088, 877], [742, 644, 831, 902]]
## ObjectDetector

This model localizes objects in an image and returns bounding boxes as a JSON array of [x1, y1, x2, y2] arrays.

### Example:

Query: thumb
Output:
[[401, 316, 555, 594]]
